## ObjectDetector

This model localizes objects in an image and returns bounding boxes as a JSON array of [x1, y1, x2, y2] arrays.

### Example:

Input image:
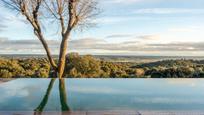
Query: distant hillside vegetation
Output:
[[133, 60, 204, 78], [1, 53, 204, 78]]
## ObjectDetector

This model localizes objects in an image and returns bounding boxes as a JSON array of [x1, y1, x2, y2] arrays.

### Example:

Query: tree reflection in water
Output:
[[34, 78, 70, 115], [59, 79, 70, 111]]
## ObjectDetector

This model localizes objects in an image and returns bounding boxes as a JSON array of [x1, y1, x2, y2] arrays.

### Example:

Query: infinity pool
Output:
[[0, 79, 204, 112]]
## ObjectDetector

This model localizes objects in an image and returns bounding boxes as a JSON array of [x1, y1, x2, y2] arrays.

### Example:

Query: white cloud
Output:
[[168, 26, 203, 32], [95, 17, 132, 24], [95, 16, 154, 24], [103, 0, 141, 4], [137, 35, 161, 40], [134, 8, 204, 14], [2, 37, 204, 56], [105, 34, 133, 38]]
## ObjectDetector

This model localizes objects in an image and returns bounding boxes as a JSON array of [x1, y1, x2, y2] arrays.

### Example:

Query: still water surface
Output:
[[0, 79, 204, 112]]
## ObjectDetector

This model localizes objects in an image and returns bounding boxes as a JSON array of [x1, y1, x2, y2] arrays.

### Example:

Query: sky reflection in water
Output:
[[0, 79, 204, 111]]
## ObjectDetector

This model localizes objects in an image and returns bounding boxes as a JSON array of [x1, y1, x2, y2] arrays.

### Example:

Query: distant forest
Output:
[[1, 53, 204, 78]]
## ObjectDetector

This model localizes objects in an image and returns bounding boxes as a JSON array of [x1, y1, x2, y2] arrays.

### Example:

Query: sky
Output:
[[0, 0, 204, 56]]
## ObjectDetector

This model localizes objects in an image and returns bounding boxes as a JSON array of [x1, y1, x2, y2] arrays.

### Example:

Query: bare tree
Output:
[[1, 0, 99, 78]]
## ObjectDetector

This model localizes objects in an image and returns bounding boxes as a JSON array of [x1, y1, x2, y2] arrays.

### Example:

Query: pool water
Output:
[[0, 78, 204, 112]]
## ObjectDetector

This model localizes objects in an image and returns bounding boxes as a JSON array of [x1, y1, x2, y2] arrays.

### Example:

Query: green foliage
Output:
[[66, 53, 101, 78], [1, 54, 204, 78], [0, 69, 12, 78], [0, 58, 50, 78], [141, 59, 204, 78]]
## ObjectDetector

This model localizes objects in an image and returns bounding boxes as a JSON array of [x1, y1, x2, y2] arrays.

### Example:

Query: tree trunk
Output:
[[37, 33, 57, 72], [58, 36, 69, 79], [57, 0, 76, 79]]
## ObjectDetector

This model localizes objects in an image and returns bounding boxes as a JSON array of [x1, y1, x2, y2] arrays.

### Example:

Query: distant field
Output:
[[1, 54, 204, 63], [94, 55, 204, 63]]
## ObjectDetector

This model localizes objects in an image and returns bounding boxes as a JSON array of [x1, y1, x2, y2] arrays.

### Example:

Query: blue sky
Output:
[[0, 0, 204, 56]]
